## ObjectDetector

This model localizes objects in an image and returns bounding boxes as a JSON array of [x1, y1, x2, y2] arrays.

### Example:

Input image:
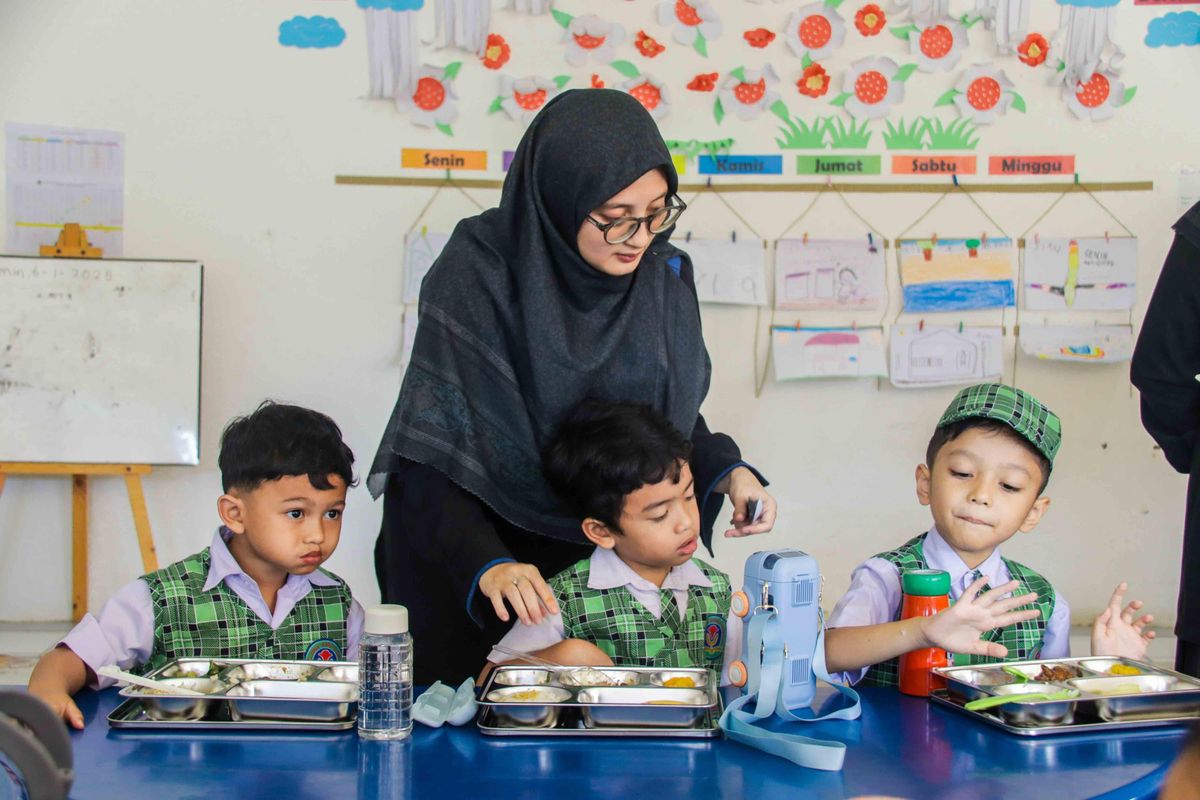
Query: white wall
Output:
[[1, 1, 1196, 626]]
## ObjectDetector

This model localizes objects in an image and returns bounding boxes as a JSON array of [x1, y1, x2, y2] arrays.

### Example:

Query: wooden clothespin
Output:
[[826, 176, 833, 189], [40, 223, 103, 258], [867, 232, 877, 253], [918, 319, 925, 332], [421, 224, 428, 237], [803, 232, 809, 245], [851, 320, 858, 331], [686, 230, 692, 243], [1105, 231, 1110, 243], [731, 230, 737, 243], [958, 320, 964, 333], [794, 320, 802, 331], [981, 232, 988, 245], [931, 233, 939, 246]]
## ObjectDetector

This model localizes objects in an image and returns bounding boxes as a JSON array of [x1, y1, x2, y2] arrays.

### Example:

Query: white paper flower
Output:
[[1063, 70, 1127, 122], [951, 63, 1016, 125], [911, 17, 967, 73], [398, 64, 459, 131], [564, 14, 625, 67], [499, 76, 561, 125], [623, 74, 672, 121], [838, 57, 904, 120], [718, 65, 780, 121], [656, 1, 721, 53], [785, 3, 847, 62]]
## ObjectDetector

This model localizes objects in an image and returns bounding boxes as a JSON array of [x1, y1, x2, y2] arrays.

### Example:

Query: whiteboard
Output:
[[0, 256, 202, 464]]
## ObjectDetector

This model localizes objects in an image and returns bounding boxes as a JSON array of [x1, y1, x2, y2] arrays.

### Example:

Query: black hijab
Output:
[[368, 89, 712, 543]]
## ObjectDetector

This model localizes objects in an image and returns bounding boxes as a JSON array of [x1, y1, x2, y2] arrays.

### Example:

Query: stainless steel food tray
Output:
[[477, 703, 722, 738], [929, 690, 1197, 738], [107, 697, 355, 731]]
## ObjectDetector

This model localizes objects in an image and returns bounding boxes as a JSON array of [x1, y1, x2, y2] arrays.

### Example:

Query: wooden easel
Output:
[[2, 225, 160, 622]]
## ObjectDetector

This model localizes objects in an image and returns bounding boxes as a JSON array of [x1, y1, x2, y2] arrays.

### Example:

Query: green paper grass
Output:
[[826, 116, 872, 149], [775, 116, 827, 149], [926, 117, 979, 150], [882, 118, 927, 150]]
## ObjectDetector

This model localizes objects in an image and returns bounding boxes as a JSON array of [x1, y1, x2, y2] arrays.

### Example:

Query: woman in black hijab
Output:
[[369, 90, 776, 683]]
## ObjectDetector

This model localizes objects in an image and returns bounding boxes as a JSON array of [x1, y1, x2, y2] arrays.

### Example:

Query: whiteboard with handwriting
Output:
[[0, 256, 202, 464]]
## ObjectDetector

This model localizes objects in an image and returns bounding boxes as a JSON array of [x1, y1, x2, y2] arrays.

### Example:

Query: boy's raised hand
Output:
[[1091, 582, 1156, 660], [920, 577, 1040, 658]]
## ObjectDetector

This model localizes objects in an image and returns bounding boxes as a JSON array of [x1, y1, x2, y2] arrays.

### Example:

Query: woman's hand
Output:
[[1092, 582, 1156, 659], [717, 466, 777, 537], [479, 562, 560, 626]]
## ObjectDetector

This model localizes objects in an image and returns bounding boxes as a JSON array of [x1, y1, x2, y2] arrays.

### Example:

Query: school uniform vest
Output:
[[549, 557, 731, 672], [136, 547, 352, 675], [861, 533, 1055, 688]]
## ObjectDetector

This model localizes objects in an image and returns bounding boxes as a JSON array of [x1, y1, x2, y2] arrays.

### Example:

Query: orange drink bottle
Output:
[[898, 569, 951, 697]]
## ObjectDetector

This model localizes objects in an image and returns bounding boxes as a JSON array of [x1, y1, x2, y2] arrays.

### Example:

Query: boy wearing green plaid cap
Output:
[[824, 383, 1156, 686]]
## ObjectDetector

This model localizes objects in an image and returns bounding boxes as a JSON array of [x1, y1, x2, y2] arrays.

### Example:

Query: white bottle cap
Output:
[[364, 604, 409, 635]]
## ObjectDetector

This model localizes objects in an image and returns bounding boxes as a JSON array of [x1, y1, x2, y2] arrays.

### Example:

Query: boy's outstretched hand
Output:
[[921, 577, 1041, 658], [1091, 582, 1155, 660]]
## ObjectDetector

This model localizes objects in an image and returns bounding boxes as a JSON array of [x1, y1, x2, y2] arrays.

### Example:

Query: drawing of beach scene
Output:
[[899, 237, 1016, 313]]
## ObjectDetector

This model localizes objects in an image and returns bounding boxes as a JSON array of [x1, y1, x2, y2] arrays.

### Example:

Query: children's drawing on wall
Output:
[[401, 310, 419, 372], [359, 0, 423, 101], [1023, 236, 1137, 311], [773, 237, 886, 310], [403, 231, 450, 303], [685, 238, 768, 306], [899, 237, 1016, 312], [889, 324, 1003, 388], [1018, 324, 1134, 363], [772, 326, 887, 380]]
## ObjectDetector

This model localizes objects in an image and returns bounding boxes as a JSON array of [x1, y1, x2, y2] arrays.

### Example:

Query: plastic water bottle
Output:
[[358, 604, 414, 740]]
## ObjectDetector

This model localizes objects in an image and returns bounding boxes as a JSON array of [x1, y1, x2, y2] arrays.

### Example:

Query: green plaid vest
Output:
[[861, 533, 1055, 688], [136, 547, 353, 675], [550, 557, 731, 672]]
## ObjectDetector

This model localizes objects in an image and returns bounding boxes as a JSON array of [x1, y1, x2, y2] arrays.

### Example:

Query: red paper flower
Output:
[[687, 72, 719, 92], [854, 4, 886, 37], [796, 63, 830, 98], [591, 73, 606, 89], [743, 28, 776, 48], [1017, 33, 1049, 67], [481, 34, 510, 70], [635, 29, 666, 58]]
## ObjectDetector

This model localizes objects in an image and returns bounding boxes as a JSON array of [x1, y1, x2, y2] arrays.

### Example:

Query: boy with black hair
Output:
[[29, 401, 364, 728], [825, 383, 1155, 684], [485, 400, 743, 681]]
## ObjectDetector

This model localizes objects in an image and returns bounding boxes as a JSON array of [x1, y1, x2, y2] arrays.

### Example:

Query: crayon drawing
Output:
[[774, 237, 887, 311], [899, 237, 1016, 313], [1023, 236, 1137, 311], [403, 231, 451, 304], [685, 238, 768, 306], [1019, 324, 1134, 363], [772, 327, 887, 381], [889, 325, 1003, 388]]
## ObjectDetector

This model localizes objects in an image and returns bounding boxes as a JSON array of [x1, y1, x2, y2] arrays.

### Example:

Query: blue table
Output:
[[31, 687, 1193, 799]]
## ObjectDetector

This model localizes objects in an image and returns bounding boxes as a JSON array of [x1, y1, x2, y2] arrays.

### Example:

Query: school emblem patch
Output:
[[703, 613, 725, 662], [305, 639, 343, 661]]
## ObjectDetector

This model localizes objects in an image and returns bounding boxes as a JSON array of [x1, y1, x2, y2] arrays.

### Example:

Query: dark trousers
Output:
[[1179, 638, 1200, 679]]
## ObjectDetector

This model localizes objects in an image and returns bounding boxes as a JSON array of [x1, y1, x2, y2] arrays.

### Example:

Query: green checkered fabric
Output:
[[860, 533, 1055, 688], [136, 547, 352, 675], [550, 557, 731, 671], [938, 383, 1062, 463]]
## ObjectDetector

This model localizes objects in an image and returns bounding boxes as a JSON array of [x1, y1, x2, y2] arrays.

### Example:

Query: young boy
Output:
[[28, 401, 365, 728], [825, 383, 1155, 685], [485, 401, 743, 682]]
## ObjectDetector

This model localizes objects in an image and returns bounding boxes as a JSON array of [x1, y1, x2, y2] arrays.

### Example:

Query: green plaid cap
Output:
[[938, 383, 1062, 464]]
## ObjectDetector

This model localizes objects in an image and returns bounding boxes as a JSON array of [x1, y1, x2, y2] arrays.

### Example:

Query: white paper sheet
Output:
[[774, 237, 887, 311], [1023, 237, 1137, 311], [684, 238, 768, 306], [772, 327, 887, 381], [889, 324, 1004, 388], [1018, 324, 1133, 363], [403, 231, 451, 304], [5, 123, 124, 256]]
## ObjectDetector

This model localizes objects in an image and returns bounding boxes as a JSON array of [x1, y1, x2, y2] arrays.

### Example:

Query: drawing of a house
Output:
[[908, 329, 978, 381], [803, 331, 861, 377]]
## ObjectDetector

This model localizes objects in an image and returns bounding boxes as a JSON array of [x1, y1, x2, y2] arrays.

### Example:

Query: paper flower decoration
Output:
[[635, 30, 666, 57], [936, 63, 1024, 125], [716, 65, 784, 121], [910, 18, 968, 72], [1017, 32, 1048, 67], [481, 34, 511, 69], [744, 28, 776, 48], [830, 57, 913, 120], [489, 74, 569, 125], [786, 4, 847, 62], [688, 72, 719, 91], [855, 4, 886, 37], [1064, 71, 1134, 122], [401, 63, 461, 135], [657, 1, 722, 57], [563, 15, 626, 66], [591, 73, 606, 89], [797, 63, 831, 97], [624, 74, 671, 121]]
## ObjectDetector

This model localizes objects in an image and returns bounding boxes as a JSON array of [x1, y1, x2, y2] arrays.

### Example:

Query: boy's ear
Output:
[[1018, 495, 1051, 533], [581, 518, 617, 550], [218, 493, 247, 534], [915, 464, 932, 507]]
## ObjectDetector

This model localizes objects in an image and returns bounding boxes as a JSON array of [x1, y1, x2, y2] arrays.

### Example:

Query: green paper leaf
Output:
[[1056, 60, 1065, 73], [713, 99, 725, 124], [934, 89, 958, 107], [730, 66, 746, 82], [553, 74, 571, 89], [830, 92, 849, 107], [444, 61, 462, 80], [894, 64, 917, 82], [825, 0, 845, 7], [610, 60, 640, 78], [487, 96, 504, 114], [960, 13, 982, 29], [802, 54, 813, 69], [694, 31, 708, 57], [770, 99, 791, 122], [1123, 86, 1138, 105], [551, 9, 573, 28], [890, 25, 917, 40], [436, 122, 454, 137], [1010, 92, 1026, 113]]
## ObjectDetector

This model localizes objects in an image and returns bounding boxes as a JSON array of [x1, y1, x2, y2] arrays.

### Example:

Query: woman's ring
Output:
[[511, 577, 522, 586]]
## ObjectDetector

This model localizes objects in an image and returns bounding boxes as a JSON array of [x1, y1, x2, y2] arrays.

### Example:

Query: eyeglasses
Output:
[[585, 198, 688, 245]]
